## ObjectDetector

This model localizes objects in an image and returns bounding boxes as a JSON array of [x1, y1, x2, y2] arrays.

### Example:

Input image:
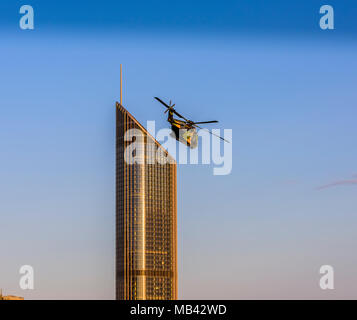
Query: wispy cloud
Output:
[[317, 176, 357, 190]]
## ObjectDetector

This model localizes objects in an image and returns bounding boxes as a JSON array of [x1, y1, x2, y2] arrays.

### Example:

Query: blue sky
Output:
[[1, 0, 357, 36], [0, 1, 357, 299]]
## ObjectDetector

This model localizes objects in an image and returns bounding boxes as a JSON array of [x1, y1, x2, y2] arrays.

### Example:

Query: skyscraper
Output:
[[115, 102, 177, 300]]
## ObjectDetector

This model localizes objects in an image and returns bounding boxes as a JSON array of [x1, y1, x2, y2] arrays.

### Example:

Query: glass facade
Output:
[[116, 102, 177, 300]]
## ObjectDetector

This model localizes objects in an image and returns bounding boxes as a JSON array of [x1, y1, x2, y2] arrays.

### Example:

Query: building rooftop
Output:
[[0, 289, 24, 300]]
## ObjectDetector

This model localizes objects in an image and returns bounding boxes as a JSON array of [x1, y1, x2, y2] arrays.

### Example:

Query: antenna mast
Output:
[[120, 64, 122, 105]]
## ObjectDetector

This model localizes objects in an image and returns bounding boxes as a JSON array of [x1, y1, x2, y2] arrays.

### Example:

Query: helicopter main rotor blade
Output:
[[193, 120, 218, 124], [154, 97, 188, 120], [154, 97, 171, 109], [172, 109, 189, 122], [192, 124, 230, 143]]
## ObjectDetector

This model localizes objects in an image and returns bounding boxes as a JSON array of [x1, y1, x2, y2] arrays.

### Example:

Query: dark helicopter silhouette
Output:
[[154, 97, 229, 149]]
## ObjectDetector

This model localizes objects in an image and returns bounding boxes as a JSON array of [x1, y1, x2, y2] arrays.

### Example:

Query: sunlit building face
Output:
[[115, 102, 177, 300]]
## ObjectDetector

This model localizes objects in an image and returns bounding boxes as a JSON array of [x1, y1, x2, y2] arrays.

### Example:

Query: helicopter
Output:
[[154, 97, 229, 149]]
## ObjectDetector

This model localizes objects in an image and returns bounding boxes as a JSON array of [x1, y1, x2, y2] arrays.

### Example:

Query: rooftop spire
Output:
[[120, 64, 123, 105]]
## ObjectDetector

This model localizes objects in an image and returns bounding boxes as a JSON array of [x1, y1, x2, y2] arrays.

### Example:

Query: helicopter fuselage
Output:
[[168, 115, 198, 149]]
